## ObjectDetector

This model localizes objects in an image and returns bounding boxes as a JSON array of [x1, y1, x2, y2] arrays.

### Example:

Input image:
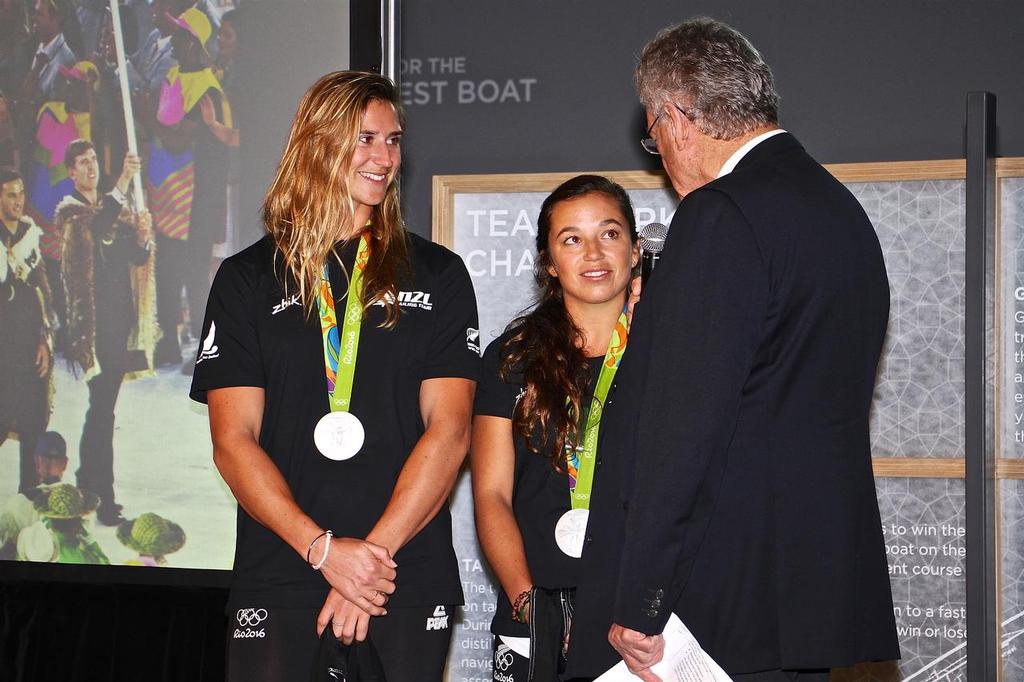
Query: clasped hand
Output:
[[316, 537, 397, 644]]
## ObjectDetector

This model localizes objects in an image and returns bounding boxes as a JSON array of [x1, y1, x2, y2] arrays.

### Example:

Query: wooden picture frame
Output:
[[432, 158, 1024, 480]]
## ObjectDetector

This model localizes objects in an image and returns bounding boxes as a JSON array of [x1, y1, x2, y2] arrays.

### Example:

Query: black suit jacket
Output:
[[565, 133, 899, 676]]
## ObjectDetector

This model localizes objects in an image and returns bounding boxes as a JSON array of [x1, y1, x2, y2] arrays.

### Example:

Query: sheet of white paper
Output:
[[594, 613, 732, 682]]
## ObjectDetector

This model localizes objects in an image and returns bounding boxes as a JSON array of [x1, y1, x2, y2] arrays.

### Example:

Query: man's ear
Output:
[[664, 103, 690, 152]]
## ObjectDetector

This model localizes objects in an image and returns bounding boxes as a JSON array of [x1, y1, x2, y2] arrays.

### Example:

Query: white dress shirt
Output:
[[717, 128, 787, 178]]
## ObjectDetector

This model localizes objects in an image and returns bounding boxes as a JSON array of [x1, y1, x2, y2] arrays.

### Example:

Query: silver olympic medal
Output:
[[554, 508, 590, 558], [314, 411, 365, 461]]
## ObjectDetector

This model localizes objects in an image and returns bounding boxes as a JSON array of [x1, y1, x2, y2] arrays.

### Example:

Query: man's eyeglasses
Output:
[[641, 103, 692, 155]]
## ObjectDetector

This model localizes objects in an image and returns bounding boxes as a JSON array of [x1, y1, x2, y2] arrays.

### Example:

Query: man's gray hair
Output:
[[635, 18, 779, 140]]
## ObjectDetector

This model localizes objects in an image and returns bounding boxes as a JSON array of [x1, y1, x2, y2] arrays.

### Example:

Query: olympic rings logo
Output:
[[494, 644, 514, 671], [236, 608, 268, 627]]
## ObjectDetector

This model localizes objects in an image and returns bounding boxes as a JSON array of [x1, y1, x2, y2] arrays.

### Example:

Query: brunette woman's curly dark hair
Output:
[[501, 175, 637, 472]]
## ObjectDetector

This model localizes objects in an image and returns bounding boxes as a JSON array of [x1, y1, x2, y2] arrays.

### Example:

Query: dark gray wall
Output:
[[399, 1, 1023, 237], [234, 0, 349, 246]]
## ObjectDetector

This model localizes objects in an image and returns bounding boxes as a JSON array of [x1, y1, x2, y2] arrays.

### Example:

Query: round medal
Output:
[[554, 508, 590, 558], [314, 411, 365, 461]]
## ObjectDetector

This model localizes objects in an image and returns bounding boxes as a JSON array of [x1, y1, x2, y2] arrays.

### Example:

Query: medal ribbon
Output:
[[318, 234, 370, 412], [567, 310, 629, 510]]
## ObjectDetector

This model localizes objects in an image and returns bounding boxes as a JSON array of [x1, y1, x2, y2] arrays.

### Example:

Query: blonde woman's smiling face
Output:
[[348, 99, 402, 224]]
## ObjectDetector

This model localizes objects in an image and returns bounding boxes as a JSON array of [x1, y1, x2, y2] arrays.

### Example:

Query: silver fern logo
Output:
[[196, 321, 220, 364]]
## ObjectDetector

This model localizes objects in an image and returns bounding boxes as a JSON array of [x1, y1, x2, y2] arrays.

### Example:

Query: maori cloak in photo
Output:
[[55, 196, 158, 379]]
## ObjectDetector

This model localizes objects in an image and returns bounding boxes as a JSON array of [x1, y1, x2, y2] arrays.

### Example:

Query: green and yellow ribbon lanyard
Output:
[[556, 309, 629, 557], [567, 309, 630, 508], [313, 234, 370, 461]]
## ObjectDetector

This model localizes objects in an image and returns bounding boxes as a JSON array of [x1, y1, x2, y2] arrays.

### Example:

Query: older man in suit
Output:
[[565, 18, 899, 682]]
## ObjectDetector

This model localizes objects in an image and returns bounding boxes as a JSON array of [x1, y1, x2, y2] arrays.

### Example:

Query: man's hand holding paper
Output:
[[598, 615, 730, 682]]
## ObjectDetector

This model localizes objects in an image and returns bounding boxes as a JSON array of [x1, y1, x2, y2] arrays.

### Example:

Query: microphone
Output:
[[638, 222, 669, 287]]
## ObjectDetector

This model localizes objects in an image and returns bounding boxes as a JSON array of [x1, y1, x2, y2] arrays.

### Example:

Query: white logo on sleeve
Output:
[[196, 321, 220, 364], [466, 327, 480, 354], [233, 607, 268, 639], [425, 604, 449, 630]]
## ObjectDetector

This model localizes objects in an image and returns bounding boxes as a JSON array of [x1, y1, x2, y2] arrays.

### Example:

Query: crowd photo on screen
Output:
[[0, 0, 240, 568]]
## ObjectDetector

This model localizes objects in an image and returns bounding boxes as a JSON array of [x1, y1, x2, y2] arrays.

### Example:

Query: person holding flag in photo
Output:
[[190, 71, 478, 682], [471, 175, 640, 681], [56, 139, 155, 527]]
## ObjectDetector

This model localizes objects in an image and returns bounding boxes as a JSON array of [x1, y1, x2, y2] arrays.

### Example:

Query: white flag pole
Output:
[[108, 0, 145, 211]]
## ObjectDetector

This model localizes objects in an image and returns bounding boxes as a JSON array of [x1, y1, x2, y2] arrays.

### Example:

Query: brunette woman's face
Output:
[[545, 192, 638, 310]]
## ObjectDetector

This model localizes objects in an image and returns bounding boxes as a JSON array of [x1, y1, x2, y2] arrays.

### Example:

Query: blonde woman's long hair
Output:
[[263, 71, 410, 327]]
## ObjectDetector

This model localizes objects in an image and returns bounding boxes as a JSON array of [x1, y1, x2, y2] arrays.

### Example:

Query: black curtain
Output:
[[1, 581, 227, 682]]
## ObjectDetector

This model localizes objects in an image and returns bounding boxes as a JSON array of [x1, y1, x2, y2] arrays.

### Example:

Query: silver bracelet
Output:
[[311, 530, 333, 571]]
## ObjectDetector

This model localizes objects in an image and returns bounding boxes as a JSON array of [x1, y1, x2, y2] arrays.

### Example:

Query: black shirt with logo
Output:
[[190, 233, 480, 610], [473, 330, 604, 636]]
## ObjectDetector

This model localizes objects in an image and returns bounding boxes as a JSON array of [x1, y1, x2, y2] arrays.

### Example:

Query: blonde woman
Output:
[[190, 72, 479, 682]]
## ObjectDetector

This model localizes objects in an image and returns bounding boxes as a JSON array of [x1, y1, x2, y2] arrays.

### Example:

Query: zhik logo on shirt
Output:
[[271, 293, 301, 315]]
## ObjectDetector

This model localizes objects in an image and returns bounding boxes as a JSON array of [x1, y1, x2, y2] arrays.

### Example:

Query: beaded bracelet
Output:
[[511, 589, 532, 624]]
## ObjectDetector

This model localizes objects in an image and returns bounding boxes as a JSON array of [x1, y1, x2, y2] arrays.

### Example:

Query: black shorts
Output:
[[226, 603, 455, 682]]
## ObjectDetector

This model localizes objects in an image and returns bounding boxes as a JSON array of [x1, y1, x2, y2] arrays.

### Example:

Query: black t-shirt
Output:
[[473, 330, 604, 636], [190, 233, 479, 609]]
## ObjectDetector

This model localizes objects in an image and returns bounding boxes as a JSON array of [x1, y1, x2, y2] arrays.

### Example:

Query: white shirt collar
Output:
[[717, 129, 787, 178]]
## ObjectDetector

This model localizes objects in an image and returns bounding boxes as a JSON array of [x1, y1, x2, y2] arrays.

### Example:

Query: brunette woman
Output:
[[471, 175, 639, 681]]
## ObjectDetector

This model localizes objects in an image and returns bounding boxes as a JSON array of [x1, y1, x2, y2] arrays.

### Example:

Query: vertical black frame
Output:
[[348, 0, 400, 83], [965, 90, 998, 681], [350, 0, 383, 73]]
